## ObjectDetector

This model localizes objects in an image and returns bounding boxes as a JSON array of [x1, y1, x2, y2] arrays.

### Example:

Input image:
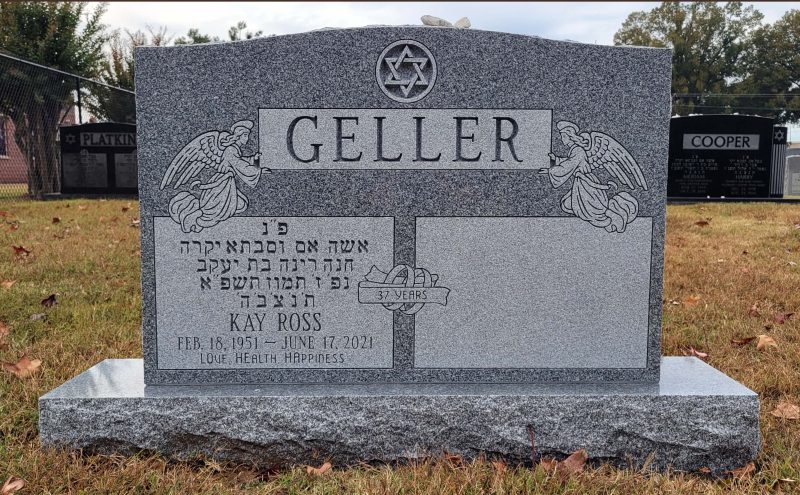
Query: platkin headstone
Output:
[[667, 115, 778, 198], [40, 27, 759, 473], [59, 122, 138, 195]]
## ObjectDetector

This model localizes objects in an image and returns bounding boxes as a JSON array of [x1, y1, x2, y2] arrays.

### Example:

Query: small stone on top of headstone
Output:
[[454, 17, 471, 29], [421, 15, 453, 27]]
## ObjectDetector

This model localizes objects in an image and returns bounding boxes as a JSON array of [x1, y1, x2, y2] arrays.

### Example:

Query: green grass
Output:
[[1, 199, 799, 494]]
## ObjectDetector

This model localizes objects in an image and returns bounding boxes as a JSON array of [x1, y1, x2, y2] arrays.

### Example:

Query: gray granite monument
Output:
[[39, 26, 759, 473]]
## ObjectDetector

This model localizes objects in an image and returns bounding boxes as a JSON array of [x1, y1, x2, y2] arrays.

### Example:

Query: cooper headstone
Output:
[[667, 115, 775, 198], [40, 27, 759, 473]]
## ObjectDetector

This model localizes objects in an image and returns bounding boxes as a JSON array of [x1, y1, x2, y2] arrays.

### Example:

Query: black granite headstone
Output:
[[59, 122, 137, 194], [667, 115, 774, 198]]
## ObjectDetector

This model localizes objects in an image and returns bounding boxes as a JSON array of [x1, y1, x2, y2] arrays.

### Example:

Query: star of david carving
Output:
[[376, 40, 436, 103], [775, 129, 785, 142], [383, 45, 431, 98], [65, 134, 76, 145]]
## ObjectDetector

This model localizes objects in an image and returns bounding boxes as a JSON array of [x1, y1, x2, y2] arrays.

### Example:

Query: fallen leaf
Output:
[[491, 460, 507, 475], [12, 245, 30, 256], [756, 334, 777, 350], [131, 218, 140, 227], [0, 321, 9, 348], [539, 449, 588, 481], [742, 250, 749, 255], [727, 462, 755, 478], [122, 202, 131, 212], [52, 217, 61, 224], [444, 452, 464, 466], [789, 261, 797, 267], [41, 294, 57, 308], [683, 295, 702, 306], [731, 336, 757, 346], [2, 354, 42, 378], [694, 220, 710, 227], [698, 466, 712, 474], [1, 477, 25, 494], [29, 313, 46, 321], [0, 210, 8, 217], [774, 312, 794, 324], [1, 280, 16, 289], [748, 304, 760, 317], [306, 462, 332, 476], [8, 223, 19, 231], [771, 401, 800, 420], [688, 347, 708, 359], [77, 205, 88, 211]]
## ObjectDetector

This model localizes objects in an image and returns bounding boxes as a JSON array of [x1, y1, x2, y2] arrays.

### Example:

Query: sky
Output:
[[94, 2, 796, 45]]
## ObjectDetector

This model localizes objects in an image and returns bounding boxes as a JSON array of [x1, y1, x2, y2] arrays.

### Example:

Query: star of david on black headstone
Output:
[[383, 45, 430, 98], [65, 134, 77, 145], [774, 129, 785, 142]]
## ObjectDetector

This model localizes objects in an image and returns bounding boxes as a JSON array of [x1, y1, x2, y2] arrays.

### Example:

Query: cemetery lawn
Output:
[[1, 198, 799, 494]]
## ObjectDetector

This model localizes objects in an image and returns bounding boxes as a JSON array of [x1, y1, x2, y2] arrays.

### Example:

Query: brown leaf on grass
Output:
[[0, 321, 9, 348], [771, 401, 800, 420], [774, 312, 794, 324], [727, 462, 755, 478], [7, 223, 19, 231], [694, 220, 710, 227], [77, 205, 88, 211], [131, 218, 140, 227], [52, 217, 61, 224], [122, 202, 132, 212], [0, 210, 8, 217], [12, 245, 30, 256], [539, 449, 588, 481], [1, 280, 16, 289], [41, 294, 57, 308], [306, 462, 332, 476], [757, 334, 777, 350], [491, 460, 507, 475], [748, 304, 761, 317], [443, 452, 464, 466], [683, 295, 701, 306], [731, 336, 757, 346], [688, 347, 708, 359], [1, 477, 25, 494], [2, 354, 42, 378]]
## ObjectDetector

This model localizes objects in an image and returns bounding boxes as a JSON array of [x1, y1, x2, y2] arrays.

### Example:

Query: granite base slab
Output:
[[39, 357, 759, 474]]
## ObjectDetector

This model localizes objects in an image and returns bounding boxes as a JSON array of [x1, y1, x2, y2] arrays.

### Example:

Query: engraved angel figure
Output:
[[540, 120, 648, 233], [160, 120, 270, 233]]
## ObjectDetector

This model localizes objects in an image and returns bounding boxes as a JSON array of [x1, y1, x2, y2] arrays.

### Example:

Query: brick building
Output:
[[0, 108, 78, 184]]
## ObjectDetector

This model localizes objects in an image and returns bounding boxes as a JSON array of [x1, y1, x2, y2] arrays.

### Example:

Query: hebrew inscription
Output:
[[154, 216, 395, 369]]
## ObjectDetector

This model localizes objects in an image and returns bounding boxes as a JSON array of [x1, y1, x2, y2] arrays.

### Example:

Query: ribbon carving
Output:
[[358, 265, 450, 315]]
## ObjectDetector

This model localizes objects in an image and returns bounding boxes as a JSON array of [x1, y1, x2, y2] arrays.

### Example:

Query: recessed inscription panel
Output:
[[414, 217, 652, 369], [62, 152, 108, 189], [259, 109, 551, 170], [114, 151, 138, 188], [154, 216, 395, 369]]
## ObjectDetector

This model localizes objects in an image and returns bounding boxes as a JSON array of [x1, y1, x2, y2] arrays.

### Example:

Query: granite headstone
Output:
[[135, 28, 669, 385], [39, 27, 759, 473], [667, 115, 776, 198], [59, 122, 138, 195]]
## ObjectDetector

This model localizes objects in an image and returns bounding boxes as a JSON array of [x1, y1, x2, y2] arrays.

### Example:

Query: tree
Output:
[[736, 10, 800, 124], [89, 26, 170, 122], [613, 2, 763, 116], [0, 1, 109, 196], [174, 28, 219, 45], [174, 22, 262, 45], [227, 21, 262, 41]]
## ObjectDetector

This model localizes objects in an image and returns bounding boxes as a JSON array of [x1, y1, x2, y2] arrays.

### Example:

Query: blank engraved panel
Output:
[[414, 217, 652, 369]]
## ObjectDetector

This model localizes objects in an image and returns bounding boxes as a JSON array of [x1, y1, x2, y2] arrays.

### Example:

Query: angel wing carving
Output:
[[160, 120, 268, 233], [160, 131, 227, 191], [543, 120, 647, 234], [586, 132, 648, 192]]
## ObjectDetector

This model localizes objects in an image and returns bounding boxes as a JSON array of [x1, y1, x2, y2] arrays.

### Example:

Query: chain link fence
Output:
[[0, 52, 135, 200]]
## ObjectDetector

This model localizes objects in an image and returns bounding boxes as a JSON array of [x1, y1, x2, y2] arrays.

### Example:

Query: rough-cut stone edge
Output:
[[39, 357, 759, 474]]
